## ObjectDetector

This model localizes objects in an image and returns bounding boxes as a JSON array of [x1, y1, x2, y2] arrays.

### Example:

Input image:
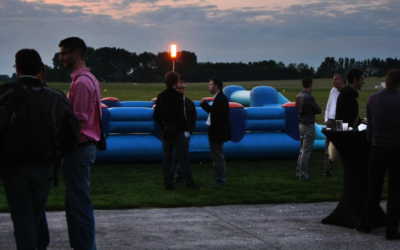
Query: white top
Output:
[[206, 92, 219, 126], [325, 87, 340, 123]]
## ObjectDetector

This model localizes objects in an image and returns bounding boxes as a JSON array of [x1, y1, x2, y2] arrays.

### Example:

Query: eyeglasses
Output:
[[177, 87, 186, 90], [13, 65, 16, 68], [59, 50, 75, 57]]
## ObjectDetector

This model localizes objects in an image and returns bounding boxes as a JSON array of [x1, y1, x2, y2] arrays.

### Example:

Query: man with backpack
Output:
[[0, 49, 79, 249], [58, 37, 102, 250]]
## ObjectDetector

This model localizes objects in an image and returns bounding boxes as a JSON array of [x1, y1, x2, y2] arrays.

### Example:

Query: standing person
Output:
[[335, 68, 365, 129], [59, 37, 101, 250], [200, 77, 231, 187], [0, 49, 79, 249], [171, 80, 197, 183], [323, 73, 346, 177], [153, 72, 199, 190], [354, 69, 400, 240], [295, 77, 321, 180]]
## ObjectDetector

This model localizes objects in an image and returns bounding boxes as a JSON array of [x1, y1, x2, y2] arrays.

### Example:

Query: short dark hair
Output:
[[178, 80, 186, 85], [385, 69, 400, 88], [15, 49, 44, 76], [210, 77, 223, 90], [347, 68, 364, 84], [301, 77, 313, 88], [59, 37, 87, 60], [165, 71, 180, 88], [334, 73, 347, 85]]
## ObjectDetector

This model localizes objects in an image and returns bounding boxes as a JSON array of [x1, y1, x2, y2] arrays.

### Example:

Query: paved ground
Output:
[[0, 202, 398, 250]]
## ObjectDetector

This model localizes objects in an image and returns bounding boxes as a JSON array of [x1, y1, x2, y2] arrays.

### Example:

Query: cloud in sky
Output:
[[0, 0, 399, 76]]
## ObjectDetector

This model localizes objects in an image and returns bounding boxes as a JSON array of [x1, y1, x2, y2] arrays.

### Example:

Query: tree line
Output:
[[6, 47, 400, 82]]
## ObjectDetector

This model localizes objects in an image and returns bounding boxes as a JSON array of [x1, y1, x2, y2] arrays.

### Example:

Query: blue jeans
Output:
[[171, 136, 191, 182], [296, 124, 316, 179], [3, 164, 53, 250], [61, 145, 97, 250]]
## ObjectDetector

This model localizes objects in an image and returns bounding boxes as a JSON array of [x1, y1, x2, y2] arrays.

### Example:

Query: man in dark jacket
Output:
[[335, 68, 365, 129], [295, 77, 321, 180], [154, 72, 199, 190], [200, 77, 231, 187], [0, 49, 79, 249], [171, 80, 197, 183], [354, 69, 400, 240]]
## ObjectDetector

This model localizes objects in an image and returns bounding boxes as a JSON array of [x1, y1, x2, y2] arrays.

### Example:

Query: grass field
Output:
[[0, 78, 387, 211]]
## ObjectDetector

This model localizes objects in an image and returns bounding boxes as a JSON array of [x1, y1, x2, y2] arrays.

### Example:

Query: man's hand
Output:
[[200, 98, 205, 104]]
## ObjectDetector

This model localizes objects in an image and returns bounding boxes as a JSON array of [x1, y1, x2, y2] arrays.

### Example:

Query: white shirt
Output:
[[206, 92, 219, 126], [325, 87, 340, 123]]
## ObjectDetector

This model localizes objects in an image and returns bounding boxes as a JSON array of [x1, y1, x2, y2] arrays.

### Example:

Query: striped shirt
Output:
[[68, 68, 102, 142]]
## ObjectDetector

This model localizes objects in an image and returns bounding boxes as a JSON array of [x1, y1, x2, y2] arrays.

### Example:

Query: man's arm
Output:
[[366, 100, 372, 144], [58, 93, 80, 157], [189, 100, 197, 133], [325, 89, 334, 123], [309, 95, 322, 114], [200, 99, 212, 113]]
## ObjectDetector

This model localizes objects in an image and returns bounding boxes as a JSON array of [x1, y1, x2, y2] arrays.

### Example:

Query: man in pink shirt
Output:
[[59, 37, 101, 250]]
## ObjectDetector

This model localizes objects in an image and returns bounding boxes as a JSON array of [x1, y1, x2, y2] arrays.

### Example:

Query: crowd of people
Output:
[[295, 68, 400, 240], [0, 36, 399, 248]]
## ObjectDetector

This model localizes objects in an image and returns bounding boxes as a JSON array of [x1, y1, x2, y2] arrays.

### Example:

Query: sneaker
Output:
[[175, 179, 185, 184], [323, 172, 332, 178], [186, 184, 200, 190]]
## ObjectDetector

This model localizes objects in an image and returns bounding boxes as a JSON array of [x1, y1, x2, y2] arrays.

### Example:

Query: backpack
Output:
[[2, 84, 56, 165]]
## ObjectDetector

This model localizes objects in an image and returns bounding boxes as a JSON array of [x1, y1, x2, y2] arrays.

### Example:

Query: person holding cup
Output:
[[295, 77, 321, 180], [335, 68, 365, 130]]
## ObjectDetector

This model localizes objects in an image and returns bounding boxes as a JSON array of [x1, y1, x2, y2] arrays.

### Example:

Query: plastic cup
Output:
[[336, 120, 343, 131], [342, 123, 348, 131]]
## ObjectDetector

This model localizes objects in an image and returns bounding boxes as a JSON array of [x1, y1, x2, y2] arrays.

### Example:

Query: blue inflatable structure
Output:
[[96, 86, 325, 164]]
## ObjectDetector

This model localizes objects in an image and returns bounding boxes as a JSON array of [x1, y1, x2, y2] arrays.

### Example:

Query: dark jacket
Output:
[[185, 97, 197, 134], [295, 90, 321, 124], [0, 77, 79, 167], [153, 87, 188, 135], [335, 85, 361, 127], [200, 91, 232, 143]]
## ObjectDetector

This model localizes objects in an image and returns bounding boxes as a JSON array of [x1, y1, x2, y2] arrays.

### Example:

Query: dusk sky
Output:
[[1, 0, 399, 76]]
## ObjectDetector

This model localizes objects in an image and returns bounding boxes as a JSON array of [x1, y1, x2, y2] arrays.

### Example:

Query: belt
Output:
[[77, 141, 97, 148], [328, 119, 335, 121]]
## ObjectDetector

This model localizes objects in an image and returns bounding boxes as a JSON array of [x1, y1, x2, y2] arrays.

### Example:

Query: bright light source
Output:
[[171, 43, 177, 58]]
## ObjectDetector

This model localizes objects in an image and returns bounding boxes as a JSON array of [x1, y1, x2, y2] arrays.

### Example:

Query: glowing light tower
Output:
[[171, 43, 177, 72]]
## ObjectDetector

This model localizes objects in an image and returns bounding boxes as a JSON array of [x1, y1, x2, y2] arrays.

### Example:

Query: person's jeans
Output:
[[3, 164, 53, 250], [208, 137, 227, 185], [61, 145, 97, 250], [162, 132, 196, 187], [362, 145, 400, 231], [324, 119, 336, 174], [171, 136, 191, 182], [296, 124, 316, 179]]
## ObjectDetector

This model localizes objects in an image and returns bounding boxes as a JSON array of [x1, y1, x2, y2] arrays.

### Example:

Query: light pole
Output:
[[171, 43, 177, 72]]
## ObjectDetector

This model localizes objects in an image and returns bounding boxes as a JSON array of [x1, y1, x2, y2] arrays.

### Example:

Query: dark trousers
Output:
[[3, 164, 53, 250], [324, 119, 336, 174], [363, 145, 400, 231], [171, 136, 191, 182], [208, 137, 227, 184], [162, 132, 195, 187]]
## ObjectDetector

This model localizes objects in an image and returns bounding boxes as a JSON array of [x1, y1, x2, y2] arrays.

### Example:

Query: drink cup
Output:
[[336, 120, 343, 131], [342, 123, 348, 131]]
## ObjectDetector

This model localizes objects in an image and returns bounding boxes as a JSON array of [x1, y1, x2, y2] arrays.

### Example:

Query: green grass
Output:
[[0, 78, 387, 211]]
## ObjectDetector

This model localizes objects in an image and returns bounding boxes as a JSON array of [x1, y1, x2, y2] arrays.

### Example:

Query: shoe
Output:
[[175, 179, 185, 184], [323, 172, 332, 178], [165, 185, 174, 191], [299, 177, 309, 181], [386, 229, 400, 240], [352, 216, 371, 233], [186, 184, 200, 190], [209, 183, 225, 188]]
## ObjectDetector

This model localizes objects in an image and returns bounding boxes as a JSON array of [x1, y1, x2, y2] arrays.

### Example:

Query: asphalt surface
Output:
[[0, 202, 398, 250]]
